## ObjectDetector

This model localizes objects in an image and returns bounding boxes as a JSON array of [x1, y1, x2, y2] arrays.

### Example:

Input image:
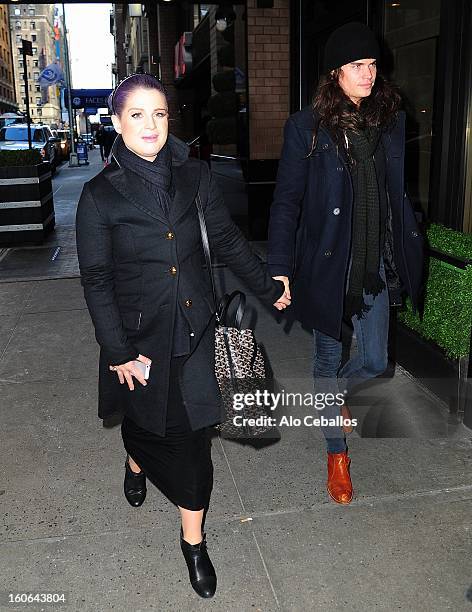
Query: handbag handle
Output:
[[195, 192, 218, 314], [217, 290, 246, 330], [195, 192, 247, 328]]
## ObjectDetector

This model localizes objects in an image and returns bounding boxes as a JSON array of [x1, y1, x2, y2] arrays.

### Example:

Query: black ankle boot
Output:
[[123, 457, 146, 507], [180, 529, 217, 598]]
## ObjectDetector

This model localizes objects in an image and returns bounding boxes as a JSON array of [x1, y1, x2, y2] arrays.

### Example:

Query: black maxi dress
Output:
[[114, 137, 213, 511]]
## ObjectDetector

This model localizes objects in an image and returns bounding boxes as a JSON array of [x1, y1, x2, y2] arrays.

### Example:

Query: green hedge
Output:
[[0, 149, 42, 167], [398, 223, 472, 359]]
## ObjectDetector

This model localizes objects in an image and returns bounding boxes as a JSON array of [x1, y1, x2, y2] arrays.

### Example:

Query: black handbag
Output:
[[195, 193, 277, 439]]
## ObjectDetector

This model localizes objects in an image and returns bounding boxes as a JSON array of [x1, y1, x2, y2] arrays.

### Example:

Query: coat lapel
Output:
[[168, 161, 202, 225], [105, 134, 201, 226], [105, 166, 169, 224]]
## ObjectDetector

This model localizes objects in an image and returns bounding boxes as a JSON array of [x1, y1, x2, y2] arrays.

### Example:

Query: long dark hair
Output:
[[306, 69, 401, 156]]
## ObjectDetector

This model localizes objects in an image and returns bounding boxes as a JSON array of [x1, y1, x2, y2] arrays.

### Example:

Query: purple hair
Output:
[[109, 73, 168, 116]]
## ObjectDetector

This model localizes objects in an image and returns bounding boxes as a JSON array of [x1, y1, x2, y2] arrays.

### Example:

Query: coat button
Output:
[[336, 166, 343, 171], [184, 299, 192, 307], [323, 143, 329, 150], [169, 266, 177, 275], [165, 231, 174, 240], [324, 250, 332, 257], [333, 208, 340, 215], [411, 231, 419, 237], [190, 332, 195, 337]]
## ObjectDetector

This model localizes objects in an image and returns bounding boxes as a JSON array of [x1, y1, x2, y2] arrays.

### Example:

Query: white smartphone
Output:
[[133, 360, 151, 380]]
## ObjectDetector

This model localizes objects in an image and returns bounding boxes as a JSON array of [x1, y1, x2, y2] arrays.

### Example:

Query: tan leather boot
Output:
[[327, 451, 353, 504]]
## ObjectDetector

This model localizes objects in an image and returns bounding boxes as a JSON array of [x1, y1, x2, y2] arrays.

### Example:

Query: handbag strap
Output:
[[218, 290, 246, 329], [195, 192, 218, 314]]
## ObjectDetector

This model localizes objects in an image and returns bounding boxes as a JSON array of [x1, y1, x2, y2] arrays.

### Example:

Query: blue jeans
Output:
[[313, 259, 390, 453]]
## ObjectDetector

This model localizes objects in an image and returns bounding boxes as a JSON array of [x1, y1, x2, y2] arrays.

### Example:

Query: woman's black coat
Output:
[[76, 134, 282, 436], [267, 106, 424, 340]]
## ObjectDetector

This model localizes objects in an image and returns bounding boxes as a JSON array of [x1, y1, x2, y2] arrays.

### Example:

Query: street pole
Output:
[[21, 39, 32, 149], [62, 3, 78, 166]]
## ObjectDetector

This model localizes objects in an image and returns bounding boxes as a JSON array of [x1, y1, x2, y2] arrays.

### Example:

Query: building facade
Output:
[[0, 3, 17, 114], [111, 0, 471, 237], [9, 3, 61, 125]]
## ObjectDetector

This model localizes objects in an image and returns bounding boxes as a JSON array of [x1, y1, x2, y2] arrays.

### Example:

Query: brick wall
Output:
[[247, 0, 290, 160]]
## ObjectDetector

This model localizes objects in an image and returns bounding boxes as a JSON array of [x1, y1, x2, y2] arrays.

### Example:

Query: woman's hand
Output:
[[109, 354, 152, 391], [273, 275, 291, 310]]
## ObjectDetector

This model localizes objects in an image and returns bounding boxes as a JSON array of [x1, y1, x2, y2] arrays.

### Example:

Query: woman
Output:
[[75, 73, 289, 599], [268, 23, 424, 504]]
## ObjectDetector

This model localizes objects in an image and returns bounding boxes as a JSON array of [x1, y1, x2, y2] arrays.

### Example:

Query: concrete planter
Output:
[[0, 162, 55, 246]]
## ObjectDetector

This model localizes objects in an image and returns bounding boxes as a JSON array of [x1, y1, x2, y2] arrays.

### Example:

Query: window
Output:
[[16, 34, 21, 43], [30, 22, 36, 30], [35, 85, 40, 92], [384, 0, 441, 216], [14, 8, 20, 16], [37, 108, 42, 117], [18, 59, 24, 68], [15, 21, 21, 30], [32, 47, 37, 56], [34, 71, 39, 79], [29, 9, 35, 16], [36, 97, 41, 105], [33, 59, 38, 67], [31, 34, 36, 42]]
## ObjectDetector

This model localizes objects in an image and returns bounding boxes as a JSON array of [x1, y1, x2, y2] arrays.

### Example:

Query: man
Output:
[[268, 22, 424, 504]]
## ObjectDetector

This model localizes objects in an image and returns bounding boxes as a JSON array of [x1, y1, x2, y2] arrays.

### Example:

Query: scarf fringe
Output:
[[364, 273, 386, 297], [344, 295, 372, 320]]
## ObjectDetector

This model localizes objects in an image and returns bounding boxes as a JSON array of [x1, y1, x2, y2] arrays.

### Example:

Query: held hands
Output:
[[272, 275, 291, 311], [109, 354, 152, 391]]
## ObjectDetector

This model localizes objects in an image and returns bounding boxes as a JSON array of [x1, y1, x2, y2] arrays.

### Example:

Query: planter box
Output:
[[0, 162, 55, 246], [396, 242, 472, 429]]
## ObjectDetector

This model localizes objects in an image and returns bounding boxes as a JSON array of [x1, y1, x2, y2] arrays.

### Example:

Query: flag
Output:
[[37, 63, 65, 87]]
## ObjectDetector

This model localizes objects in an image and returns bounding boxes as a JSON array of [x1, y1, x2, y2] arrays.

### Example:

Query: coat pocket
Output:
[[121, 311, 142, 331]]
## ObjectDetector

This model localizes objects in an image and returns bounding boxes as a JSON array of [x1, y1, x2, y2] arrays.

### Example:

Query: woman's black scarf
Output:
[[114, 134, 174, 216], [344, 126, 385, 319]]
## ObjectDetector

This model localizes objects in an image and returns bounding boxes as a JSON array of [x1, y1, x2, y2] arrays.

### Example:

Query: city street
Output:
[[0, 149, 472, 611]]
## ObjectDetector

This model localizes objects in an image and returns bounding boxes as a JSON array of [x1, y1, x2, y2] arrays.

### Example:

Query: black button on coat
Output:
[[76, 134, 283, 435], [267, 106, 425, 340]]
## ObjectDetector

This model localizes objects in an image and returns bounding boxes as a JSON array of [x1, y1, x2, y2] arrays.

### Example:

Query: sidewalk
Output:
[[1, 149, 472, 611]]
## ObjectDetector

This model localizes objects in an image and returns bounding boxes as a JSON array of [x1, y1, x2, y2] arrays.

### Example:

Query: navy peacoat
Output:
[[76, 134, 283, 436], [267, 106, 424, 340]]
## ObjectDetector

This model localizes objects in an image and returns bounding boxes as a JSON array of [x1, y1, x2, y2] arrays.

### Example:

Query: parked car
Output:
[[0, 124, 60, 171], [56, 129, 71, 161], [0, 113, 26, 130], [50, 129, 62, 164]]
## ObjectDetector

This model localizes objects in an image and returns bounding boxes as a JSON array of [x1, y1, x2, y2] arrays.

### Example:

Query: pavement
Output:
[[1, 148, 472, 612]]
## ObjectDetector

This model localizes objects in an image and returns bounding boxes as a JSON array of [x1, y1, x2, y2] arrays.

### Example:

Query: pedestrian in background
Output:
[[95, 124, 105, 162], [102, 125, 116, 165], [268, 23, 424, 505], [76, 73, 289, 599]]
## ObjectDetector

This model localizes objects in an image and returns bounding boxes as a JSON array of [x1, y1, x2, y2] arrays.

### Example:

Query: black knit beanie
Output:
[[323, 22, 380, 73]]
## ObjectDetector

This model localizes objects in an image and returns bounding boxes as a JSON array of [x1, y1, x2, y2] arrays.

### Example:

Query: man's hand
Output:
[[273, 275, 291, 310], [109, 354, 152, 391]]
